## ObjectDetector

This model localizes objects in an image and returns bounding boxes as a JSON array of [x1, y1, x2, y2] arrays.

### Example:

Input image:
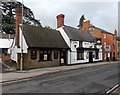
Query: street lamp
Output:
[[20, 0, 23, 71]]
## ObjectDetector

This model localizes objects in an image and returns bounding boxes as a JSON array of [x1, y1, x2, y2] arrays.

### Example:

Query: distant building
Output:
[[81, 20, 117, 61], [0, 33, 14, 61], [117, 37, 120, 60], [56, 14, 102, 64]]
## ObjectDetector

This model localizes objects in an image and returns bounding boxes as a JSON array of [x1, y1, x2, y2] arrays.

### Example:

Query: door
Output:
[[60, 51, 67, 66], [110, 52, 112, 60], [89, 52, 93, 63]]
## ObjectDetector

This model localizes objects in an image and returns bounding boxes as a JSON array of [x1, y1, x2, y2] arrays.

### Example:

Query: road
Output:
[[2, 63, 119, 93]]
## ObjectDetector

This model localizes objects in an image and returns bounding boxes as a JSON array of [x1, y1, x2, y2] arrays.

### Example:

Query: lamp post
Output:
[[20, 0, 23, 71]]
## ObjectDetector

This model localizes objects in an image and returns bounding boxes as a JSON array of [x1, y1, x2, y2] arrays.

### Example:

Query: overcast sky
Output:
[[16, 0, 119, 35]]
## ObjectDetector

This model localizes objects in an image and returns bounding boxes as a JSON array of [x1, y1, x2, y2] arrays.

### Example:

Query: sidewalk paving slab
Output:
[[1, 61, 119, 84]]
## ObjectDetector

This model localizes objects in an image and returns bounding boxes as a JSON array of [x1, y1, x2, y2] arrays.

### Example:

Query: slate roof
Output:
[[89, 26, 113, 35], [63, 25, 96, 42], [22, 24, 69, 49]]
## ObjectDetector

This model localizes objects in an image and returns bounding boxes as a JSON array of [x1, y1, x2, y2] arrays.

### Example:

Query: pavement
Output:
[[0, 61, 119, 84]]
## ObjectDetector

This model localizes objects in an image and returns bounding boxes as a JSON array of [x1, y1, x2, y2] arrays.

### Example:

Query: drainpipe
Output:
[[70, 40, 72, 65]]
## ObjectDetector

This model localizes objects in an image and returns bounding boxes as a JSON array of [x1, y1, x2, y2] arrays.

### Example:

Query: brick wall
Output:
[[81, 20, 117, 61], [17, 49, 60, 70], [117, 40, 120, 60]]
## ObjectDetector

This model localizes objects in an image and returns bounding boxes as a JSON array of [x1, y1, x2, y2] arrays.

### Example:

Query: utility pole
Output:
[[20, 0, 23, 71]]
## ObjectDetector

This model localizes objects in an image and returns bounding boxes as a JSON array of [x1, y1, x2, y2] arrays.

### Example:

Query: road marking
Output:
[[106, 84, 119, 94], [2, 63, 11, 69]]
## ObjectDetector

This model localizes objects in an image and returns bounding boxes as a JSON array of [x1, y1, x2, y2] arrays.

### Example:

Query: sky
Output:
[[16, 0, 119, 36]]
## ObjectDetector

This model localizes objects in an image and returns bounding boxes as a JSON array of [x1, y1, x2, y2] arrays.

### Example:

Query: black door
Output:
[[89, 52, 93, 63], [60, 51, 66, 66]]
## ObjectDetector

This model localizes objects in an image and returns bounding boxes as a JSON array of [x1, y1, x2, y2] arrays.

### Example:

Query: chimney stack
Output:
[[15, 8, 22, 47], [114, 29, 117, 36], [81, 19, 90, 31], [56, 14, 65, 28]]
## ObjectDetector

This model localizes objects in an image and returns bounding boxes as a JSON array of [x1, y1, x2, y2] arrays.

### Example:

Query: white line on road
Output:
[[106, 84, 119, 94], [2, 63, 11, 69]]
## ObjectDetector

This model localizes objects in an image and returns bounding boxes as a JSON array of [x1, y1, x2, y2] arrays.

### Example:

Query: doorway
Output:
[[60, 51, 67, 66], [89, 52, 93, 63]]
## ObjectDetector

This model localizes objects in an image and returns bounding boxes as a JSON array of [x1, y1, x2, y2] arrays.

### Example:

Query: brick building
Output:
[[0, 33, 14, 62], [81, 20, 117, 61], [117, 37, 120, 60]]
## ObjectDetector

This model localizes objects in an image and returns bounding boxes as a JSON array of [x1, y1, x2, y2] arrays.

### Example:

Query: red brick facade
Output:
[[81, 20, 117, 61]]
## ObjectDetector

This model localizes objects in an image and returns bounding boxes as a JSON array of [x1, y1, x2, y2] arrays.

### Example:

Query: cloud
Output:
[[16, 0, 118, 34]]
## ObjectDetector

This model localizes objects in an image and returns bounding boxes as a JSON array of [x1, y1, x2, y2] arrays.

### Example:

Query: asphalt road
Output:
[[2, 63, 119, 93]]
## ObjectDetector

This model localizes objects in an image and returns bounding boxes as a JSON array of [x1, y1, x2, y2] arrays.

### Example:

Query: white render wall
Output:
[[82, 41, 95, 48], [0, 39, 13, 48], [68, 50, 102, 65], [10, 26, 28, 62], [57, 27, 102, 65], [19, 27, 28, 53], [57, 27, 70, 47]]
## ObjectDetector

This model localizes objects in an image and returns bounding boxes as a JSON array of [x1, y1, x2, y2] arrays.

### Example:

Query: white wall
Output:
[[19, 27, 28, 53], [82, 41, 95, 48], [10, 26, 28, 62], [71, 41, 79, 51], [57, 27, 70, 47], [57, 27, 103, 64], [68, 41, 102, 64], [10, 46, 18, 62], [94, 44, 102, 61], [0, 39, 13, 48]]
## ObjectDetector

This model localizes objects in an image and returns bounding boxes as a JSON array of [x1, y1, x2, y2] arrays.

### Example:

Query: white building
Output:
[[0, 33, 14, 61], [56, 14, 102, 64]]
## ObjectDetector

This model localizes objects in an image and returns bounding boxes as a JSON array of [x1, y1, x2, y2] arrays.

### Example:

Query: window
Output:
[[77, 50, 84, 60], [89, 27, 94, 31], [31, 50, 37, 60], [95, 51, 99, 59], [54, 51, 58, 59], [2, 48, 8, 55], [40, 50, 52, 61], [104, 42, 106, 47], [112, 36, 114, 40], [113, 43, 116, 49], [118, 52, 120, 58], [118, 43, 120, 47], [104, 34, 106, 38]]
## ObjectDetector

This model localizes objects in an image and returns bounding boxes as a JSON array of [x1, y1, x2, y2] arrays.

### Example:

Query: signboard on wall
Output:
[[105, 45, 111, 51], [96, 38, 102, 45]]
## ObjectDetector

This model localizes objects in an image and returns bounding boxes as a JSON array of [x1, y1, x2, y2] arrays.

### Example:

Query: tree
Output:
[[44, 26, 52, 29], [77, 15, 85, 29], [0, 1, 41, 34]]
